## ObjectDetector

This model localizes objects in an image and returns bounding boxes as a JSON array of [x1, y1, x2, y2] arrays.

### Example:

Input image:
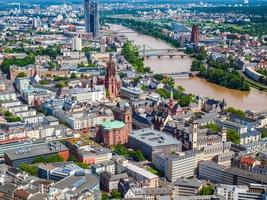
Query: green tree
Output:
[[131, 150, 145, 162], [199, 185, 214, 195], [153, 74, 164, 81], [227, 129, 240, 144], [113, 144, 129, 156], [19, 164, 38, 176], [260, 129, 267, 138], [67, 155, 77, 162], [177, 85, 185, 92], [46, 154, 64, 163], [32, 156, 46, 164], [16, 72, 27, 78], [101, 192, 110, 200], [70, 73, 77, 79], [205, 123, 220, 132], [111, 189, 121, 199], [55, 82, 64, 89], [225, 107, 246, 118], [75, 162, 90, 169]]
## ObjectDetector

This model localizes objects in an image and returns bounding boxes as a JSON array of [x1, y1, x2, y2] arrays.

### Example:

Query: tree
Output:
[[16, 72, 27, 78], [225, 107, 246, 118], [205, 123, 220, 132], [199, 185, 214, 195], [46, 154, 64, 163], [55, 82, 64, 89], [260, 129, 267, 138], [101, 192, 110, 200], [227, 129, 240, 144], [177, 85, 185, 92], [70, 73, 77, 79], [113, 144, 129, 156], [68, 155, 77, 162], [32, 156, 46, 164], [19, 164, 38, 176], [111, 189, 121, 199], [131, 150, 145, 162], [153, 74, 164, 81], [48, 61, 57, 71], [75, 162, 90, 169]]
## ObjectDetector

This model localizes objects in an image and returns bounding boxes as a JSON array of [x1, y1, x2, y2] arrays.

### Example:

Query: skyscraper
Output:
[[84, 0, 99, 40], [191, 25, 200, 44]]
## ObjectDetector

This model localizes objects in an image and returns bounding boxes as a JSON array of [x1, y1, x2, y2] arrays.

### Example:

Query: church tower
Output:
[[106, 54, 118, 99]]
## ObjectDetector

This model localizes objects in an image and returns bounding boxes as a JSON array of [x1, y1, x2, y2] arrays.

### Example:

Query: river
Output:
[[111, 24, 267, 112]]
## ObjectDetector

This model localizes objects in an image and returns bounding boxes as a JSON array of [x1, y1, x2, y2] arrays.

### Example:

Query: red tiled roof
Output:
[[240, 156, 256, 166]]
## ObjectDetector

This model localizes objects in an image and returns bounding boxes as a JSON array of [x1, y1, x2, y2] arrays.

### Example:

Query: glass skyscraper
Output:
[[84, 0, 99, 40]]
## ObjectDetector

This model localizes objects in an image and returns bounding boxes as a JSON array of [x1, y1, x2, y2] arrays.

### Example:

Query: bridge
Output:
[[138, 45, 187, 59], [113, 28, 137, 35]]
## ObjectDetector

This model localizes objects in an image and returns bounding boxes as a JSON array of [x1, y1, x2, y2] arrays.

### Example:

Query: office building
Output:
[[128, 128, 182, 160], [4, 141, 69, 168], [113, 156, 159, 188], [49, 173, 100, 200], [100, 171, 128, 192], [71, 36, 82, 51], [198, 161, 267, 185], [172, 178, 203, 196], [15, 77, 29, 93], [152, 150, 203, 181], [92, 160, 115, 175], [38, 162, 87, 181], [216, 184, 267, 200], [84, 0, 99, 40]]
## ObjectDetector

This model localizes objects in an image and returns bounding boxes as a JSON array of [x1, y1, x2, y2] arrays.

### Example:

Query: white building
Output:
[[71, 36, 82, 51], [70, 88, 105, 103], [216, 184, 267, 200], [15, 77, 30, 93], [0, 92, 16, 102]]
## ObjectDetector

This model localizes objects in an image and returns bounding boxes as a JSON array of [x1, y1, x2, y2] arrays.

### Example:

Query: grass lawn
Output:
[[147, 166, 164, 177]]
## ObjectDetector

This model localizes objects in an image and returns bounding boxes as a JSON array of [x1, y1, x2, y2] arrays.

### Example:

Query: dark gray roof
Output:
[[173, 178, 202, 188], [100, 171, 128, 181], [5, 141, 68, 160], [0, 184, 16, 194]]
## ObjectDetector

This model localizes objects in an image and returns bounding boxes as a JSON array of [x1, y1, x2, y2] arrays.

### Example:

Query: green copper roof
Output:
[[101, 120, 125, 130]]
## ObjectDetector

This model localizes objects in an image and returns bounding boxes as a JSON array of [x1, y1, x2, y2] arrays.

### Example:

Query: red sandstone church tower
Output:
[[191, 25, 200, 44], [105, 54, 119, 99]]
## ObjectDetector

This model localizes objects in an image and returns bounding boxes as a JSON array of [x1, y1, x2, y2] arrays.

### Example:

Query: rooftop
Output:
[[129, 128, 181, 147], [52, 174, 99, 193], [126, 162, 158, 180], [101, 120, 125, 130], [4, 141, 68, 161]]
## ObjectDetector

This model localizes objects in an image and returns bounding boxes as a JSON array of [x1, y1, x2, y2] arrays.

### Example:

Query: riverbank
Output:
[[239, 71, 267, 92], [110, 24, 267, 112]]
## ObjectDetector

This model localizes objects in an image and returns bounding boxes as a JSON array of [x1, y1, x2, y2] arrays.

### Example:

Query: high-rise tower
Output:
[[191, 25, 200, 44], [84, 0, 99, 40]]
